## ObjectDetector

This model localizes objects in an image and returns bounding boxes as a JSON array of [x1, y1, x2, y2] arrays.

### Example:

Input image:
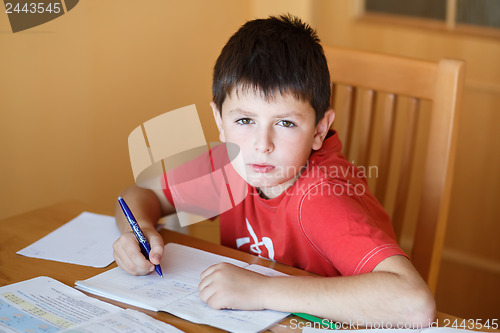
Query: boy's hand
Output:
[[198, 262, 267, 311], [112, 227, 164, 276]]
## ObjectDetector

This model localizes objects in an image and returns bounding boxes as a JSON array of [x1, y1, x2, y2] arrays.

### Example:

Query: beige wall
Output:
[[1, 0, 250, 218], [250, 0, 313, 22], [1, 0, 498, 321]]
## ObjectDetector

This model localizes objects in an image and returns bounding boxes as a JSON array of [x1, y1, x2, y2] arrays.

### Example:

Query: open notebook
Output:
[[76, 243, 289, 333], [0, 276, 183, 333]]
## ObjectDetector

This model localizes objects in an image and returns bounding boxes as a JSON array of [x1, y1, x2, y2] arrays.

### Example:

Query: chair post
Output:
[[411, 59, 465, 293]]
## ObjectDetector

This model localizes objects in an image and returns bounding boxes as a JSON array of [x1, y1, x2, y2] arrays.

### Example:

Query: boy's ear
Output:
[[210, 102, 226, 142], [312, 109, 335, 151]]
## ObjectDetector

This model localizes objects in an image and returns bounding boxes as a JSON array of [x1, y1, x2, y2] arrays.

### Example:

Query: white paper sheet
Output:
[[17, 212, 121, 268], [76, 243, 290, 333], [0, 276, 184, 333], [63, 309, 184, 333], [302, 326, 495, 333]]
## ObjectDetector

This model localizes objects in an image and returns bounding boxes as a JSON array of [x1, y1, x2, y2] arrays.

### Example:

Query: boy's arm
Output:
[[198, 255, 436, 327], [113, 183, 176, 275]]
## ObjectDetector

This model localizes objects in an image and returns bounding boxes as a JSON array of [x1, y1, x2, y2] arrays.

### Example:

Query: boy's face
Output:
[[211, 89, 334, 199]]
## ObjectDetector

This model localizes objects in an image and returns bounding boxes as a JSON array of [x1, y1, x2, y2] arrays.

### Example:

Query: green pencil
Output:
[[292, 312, 336, 329]]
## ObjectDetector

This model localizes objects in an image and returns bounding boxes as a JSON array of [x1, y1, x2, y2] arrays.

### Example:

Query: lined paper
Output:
[[76, 243, 290, 333]]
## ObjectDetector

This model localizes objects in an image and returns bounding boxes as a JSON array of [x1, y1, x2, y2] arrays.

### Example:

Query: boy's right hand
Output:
[[112, 227, 164, 276]]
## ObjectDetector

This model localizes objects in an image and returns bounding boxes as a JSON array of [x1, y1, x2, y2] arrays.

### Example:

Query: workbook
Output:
[[75, 243, 290, 333], [303, 327, 494, 333], [0, 276, 183, 333]]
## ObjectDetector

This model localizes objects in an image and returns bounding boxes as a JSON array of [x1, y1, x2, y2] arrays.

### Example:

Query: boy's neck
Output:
[[256, 166, 307, 199], [257, 186, 285, 200]]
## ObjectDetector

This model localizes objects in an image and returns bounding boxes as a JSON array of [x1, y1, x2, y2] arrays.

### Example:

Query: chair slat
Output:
[[411, 59, 465, 291], [374, 94, 397, 205], [392, 98, 420, 240], [333, 85, 356, 158], [356, 89, 376, 168]]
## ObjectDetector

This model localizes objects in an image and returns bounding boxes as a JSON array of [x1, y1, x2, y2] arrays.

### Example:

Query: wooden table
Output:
[[0, 201, 496, 332]]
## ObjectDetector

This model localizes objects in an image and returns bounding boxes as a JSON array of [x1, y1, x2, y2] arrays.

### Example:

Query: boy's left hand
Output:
[[198, 262, 267, 311]]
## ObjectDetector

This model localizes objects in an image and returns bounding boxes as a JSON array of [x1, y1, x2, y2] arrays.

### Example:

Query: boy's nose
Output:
[[254, 130, 274, 153]]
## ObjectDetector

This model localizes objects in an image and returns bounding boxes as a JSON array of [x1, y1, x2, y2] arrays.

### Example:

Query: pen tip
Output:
[[118, 196, 122, 201]]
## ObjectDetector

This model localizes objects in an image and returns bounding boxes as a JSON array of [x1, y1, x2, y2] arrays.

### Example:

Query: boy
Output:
[[113, 15, 435, 326]]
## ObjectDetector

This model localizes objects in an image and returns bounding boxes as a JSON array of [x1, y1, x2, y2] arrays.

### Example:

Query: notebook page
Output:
[[76, 243, 290, 333], [76, 243, 248, 311], [0, 276, 185, 333], [0, 276, 120, 332], [302, 326, 495, 333], [163, 293, 288, 333], [66, 308, 184, 333]]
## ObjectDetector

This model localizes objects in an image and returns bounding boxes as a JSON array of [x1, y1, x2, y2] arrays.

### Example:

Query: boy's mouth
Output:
[[249, 164, 275, 173]]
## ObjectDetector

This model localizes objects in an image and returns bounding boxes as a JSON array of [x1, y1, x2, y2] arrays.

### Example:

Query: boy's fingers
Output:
[[113, 232, 155, 275], [149, 253, 162, 265], [145, 231, 164, 265], [115, 253, 150, 275], [112, 228, 164, 273], [200, 265, 215, 280], [127, 252, 154, 275]]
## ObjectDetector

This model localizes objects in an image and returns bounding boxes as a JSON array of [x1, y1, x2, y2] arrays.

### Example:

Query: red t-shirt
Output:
[[163, 131, 407, 277]]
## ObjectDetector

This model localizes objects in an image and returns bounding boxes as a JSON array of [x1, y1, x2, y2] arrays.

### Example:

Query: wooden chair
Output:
[[324, 46, 465, 293]]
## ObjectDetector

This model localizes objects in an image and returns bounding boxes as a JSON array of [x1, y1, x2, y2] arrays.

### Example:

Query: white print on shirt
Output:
[[236, 219, 275, 261]]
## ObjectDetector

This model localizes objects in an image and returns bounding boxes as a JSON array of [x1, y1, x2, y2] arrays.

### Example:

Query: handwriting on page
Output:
[[76, 243, 290, 333], [0, 277, 184, 333], [0, 276, 118, 332]]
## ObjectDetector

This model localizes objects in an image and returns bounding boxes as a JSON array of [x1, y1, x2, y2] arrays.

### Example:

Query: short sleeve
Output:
[[298, 180, 408, 276], [161, 173, 174, 206], [160, 144, 248, 220]]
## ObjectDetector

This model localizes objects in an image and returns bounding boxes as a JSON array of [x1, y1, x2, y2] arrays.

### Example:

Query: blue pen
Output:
[[117, 196, 163, 277]]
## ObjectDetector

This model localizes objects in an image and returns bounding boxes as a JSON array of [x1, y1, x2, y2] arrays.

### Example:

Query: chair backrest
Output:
[[324, 46, 465, 293]]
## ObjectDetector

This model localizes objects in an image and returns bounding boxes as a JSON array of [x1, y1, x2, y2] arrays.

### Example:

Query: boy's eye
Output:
[[236, 118, 253, 125], [278, 120, 296, 128]]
